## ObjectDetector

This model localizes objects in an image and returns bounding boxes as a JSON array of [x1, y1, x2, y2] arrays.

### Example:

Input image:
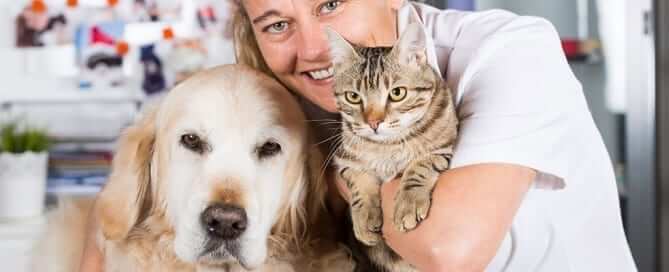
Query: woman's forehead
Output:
[[242, 0, 307, 16], [242, 0, 399, 18]]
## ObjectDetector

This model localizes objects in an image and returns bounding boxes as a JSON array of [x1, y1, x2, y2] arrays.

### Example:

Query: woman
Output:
[[81, 1, 637, 271]]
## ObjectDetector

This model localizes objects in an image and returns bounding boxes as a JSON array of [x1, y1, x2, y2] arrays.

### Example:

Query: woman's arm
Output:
[[334, 163, 535, 270], [379, 163, 534, 271], [79, 201, 104, 272]]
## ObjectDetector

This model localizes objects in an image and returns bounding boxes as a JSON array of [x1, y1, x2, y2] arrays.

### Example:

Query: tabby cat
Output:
[[326, 23, 459, 272]]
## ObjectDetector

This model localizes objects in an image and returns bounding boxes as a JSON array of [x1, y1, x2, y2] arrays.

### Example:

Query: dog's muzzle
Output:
[[200, 204, 248, 240]]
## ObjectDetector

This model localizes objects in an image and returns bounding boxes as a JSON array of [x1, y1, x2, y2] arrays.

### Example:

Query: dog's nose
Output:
[[200, 204, 248, 240]]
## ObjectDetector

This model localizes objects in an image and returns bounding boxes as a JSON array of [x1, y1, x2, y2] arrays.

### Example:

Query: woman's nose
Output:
[[296, 23, 330, 62]]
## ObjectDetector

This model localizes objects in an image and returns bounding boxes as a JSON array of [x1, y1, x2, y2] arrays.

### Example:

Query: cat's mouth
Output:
[[303, 66, 334, 81]]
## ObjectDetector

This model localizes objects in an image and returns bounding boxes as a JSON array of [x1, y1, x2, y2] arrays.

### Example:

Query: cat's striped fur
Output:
[[327, 24, 458, 272]]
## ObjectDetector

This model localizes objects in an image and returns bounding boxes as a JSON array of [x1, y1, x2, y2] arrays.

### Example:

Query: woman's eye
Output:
[[318, 0, 341, 15], [265, 21, 289, 33]]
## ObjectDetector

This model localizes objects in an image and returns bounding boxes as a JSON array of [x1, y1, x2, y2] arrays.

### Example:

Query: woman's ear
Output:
[[96, 106, 158, 241]]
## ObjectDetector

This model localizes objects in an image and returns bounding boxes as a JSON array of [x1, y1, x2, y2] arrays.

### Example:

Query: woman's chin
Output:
[[308, 88, 338, 112], [320, 101, 339, 113]]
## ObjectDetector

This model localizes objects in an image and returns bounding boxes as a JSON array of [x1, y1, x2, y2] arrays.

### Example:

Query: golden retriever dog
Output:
[[32, 64, 354, 272]]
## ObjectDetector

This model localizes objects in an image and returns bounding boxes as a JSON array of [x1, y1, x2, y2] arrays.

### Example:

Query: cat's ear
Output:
[[391, 22, 427, 68], [325, 27, 359, 70]]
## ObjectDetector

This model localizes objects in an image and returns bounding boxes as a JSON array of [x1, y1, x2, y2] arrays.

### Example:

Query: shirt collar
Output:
[[396, 2, 442, 75]]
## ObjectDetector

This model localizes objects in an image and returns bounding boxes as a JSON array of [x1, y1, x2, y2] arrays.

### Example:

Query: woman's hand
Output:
[[334, 164, 534, 271], [79, 200, 104, 272], [334, 174, 352, 203]]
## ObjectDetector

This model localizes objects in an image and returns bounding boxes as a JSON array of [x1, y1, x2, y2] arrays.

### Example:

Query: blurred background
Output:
[[0, 0, 667, 271]]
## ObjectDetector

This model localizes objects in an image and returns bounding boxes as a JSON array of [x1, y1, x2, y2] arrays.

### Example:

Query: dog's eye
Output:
[[257, 141, 282, 159], [180, 133, 205, 153]]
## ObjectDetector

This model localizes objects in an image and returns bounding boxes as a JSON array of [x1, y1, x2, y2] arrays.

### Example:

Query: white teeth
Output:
[[308, 67, 334, 80]]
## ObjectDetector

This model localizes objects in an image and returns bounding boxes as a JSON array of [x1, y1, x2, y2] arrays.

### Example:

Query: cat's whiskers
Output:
[[312, 132, 343, 148], [305, 118, 341, 123], [317, 135, 346, 186], [305, 120, 342, 127]]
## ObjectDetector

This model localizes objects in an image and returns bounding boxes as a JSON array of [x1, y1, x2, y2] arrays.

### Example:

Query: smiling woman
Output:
[[229, 0, 637, 272], [234, 0, 399, 113]]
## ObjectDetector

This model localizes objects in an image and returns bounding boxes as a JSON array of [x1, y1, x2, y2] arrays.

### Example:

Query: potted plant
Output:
[[0, 123, 50, 221]]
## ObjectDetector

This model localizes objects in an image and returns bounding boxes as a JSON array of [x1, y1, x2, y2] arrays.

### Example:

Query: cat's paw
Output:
[[351, 202, 383, 246], [393, 188, 432, 232]]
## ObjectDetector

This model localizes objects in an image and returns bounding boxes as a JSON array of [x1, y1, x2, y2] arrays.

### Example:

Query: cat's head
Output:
[[326, 23, 441, 142]]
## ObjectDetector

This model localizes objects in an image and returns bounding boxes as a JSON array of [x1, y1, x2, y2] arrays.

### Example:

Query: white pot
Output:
[[0, 152, 48, 221]]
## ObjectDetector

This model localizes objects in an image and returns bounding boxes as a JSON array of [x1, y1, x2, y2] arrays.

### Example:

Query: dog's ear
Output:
[[304, 145, 328, 224], [96, 107, 158, 241], [273, 139, 330, 251]]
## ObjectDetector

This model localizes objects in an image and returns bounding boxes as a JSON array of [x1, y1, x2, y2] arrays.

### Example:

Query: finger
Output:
[[336, 176, 351, 203], [381, 178, 400, 199]]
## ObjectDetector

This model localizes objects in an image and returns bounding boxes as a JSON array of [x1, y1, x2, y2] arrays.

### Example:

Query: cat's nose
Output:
[[367, 119, 384, 132]]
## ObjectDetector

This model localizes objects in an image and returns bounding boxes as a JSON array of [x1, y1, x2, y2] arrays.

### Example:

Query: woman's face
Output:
[[243, 0, 403, 112]]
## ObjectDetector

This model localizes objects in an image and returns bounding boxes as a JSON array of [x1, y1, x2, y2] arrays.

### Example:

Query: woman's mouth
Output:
[[306, 66, 334, 80], [302, 66, 334, 85]]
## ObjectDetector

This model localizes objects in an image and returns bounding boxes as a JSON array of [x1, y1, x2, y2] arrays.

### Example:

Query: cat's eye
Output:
[[345, 92, 362, 104], [389, 87, 407, 102]]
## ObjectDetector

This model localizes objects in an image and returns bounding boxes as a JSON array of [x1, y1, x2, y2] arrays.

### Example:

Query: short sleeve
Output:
[[446, 14, 588, 190]]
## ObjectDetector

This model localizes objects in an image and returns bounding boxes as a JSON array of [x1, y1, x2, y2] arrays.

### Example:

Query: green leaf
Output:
[[1, 124, 16, 153], [0, 123, 50, 153]]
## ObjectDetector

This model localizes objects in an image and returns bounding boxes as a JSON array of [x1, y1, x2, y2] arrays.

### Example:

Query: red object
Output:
[[30, 0, 47, 13], [91, 26, 115, 46], [561, 39, 581, 58], [115, 41, 129, 56], [162, 27, 174, 40], [107, 0, 119, 7], [66, 0, 78, 8], [199, 6, 216, 19]]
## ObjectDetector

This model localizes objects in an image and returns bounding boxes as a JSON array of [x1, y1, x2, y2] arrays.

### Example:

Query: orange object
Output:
[[115, 41, 129, 56], [162, 27, 174, 40], [30, 0, 47, 13], [66, 0, 78, 8], [107, 0, 119, 7]]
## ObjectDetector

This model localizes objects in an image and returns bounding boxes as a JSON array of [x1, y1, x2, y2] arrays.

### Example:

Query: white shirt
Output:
[[397, 2, 637, 271]]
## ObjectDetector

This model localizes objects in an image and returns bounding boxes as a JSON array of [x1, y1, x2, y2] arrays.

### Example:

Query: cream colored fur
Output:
[[32, 64, 354, 272]]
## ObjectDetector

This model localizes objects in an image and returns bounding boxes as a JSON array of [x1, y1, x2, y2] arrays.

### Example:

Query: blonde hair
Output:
[[229, 0, 274, 77], [228, 1, 337, 258]]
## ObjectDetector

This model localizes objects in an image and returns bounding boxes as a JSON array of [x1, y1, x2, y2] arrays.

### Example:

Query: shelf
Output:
[[0, 77, 146, 147], [47, 185, 101, 197], [0, 77, 145, 106]]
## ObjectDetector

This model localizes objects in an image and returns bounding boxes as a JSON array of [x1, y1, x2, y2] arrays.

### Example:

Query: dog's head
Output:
[[96, 64, 325, 269]]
